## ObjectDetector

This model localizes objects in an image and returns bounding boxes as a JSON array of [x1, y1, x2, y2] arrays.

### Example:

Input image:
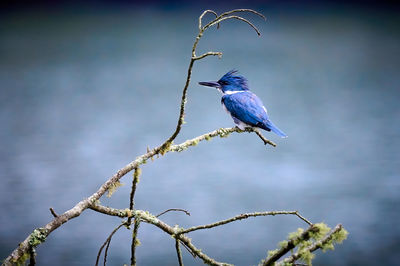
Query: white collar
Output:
[[223, 90, 246, 95]]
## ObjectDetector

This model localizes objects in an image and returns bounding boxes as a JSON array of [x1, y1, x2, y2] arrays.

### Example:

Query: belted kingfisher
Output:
[[199, 70, 287, 138]]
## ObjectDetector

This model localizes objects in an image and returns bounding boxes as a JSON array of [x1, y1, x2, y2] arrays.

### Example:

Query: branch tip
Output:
[[49, 208, 58, 218]]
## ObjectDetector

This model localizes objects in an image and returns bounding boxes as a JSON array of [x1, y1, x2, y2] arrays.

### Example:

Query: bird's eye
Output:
[[220, 81, 227, 85]]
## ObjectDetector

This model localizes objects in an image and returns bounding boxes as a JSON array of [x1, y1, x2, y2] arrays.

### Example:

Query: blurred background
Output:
[[1, 0, 399, 265]]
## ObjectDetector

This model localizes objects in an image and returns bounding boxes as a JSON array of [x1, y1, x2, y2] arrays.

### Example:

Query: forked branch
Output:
[[2, 9, 346, 266]]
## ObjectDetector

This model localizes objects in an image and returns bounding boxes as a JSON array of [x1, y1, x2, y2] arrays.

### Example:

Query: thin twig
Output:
[[175, 239, 184, 266], [156, 208, 191, 217], [193, 51, 222, 61], [199, 10, 218, 30], [127, 167, 141, 227], [95, 223, 126, 266], [220, 9, 266, 21], [294, 211, 312, 226], [103, 236, 112, 266], [179, 211, 310, 235], [131, 218, 140, 266], [253, 128, 277, 147], [49, 208, 58, 218], [207, 15, 262, 36], [180, 241, 197, 258]]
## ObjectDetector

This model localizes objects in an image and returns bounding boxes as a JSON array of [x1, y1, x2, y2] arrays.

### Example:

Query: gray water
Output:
[[1, 5, 399, 266]]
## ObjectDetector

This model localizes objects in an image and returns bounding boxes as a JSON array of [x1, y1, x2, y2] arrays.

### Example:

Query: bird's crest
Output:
[[218, 70, 249, 91]]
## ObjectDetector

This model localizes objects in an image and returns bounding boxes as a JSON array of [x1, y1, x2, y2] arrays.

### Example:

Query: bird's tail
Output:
[[265, 120, 288, 138]]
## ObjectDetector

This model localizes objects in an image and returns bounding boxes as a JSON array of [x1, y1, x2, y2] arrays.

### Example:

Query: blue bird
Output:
[[199, 70, 287, 138]]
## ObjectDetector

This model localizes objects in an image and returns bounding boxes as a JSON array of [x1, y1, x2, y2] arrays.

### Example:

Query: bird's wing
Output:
[[221, 92, 269, 129]]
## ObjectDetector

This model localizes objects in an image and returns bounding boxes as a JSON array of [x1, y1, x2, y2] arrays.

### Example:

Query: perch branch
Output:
[[168, 127, 276, 152]]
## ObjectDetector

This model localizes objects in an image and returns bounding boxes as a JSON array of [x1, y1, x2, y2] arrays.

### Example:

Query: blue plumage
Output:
[[199, 70, 287, 138]]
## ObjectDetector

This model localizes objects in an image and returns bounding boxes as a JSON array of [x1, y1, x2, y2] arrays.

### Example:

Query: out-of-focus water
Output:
[[1, 5, 399, 266]]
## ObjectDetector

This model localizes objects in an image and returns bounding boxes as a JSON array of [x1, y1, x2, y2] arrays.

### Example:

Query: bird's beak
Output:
[[198, 81, 220, 89]]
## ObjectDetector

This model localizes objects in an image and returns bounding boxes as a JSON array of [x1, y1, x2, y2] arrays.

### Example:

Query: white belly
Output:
[[222, 103, 252, 130]]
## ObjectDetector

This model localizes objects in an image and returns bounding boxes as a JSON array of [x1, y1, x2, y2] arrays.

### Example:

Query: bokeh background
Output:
[[1, 0, 399, 265]]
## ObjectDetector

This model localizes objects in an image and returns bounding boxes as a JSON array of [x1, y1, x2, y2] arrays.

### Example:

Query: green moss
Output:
[[13, 252, 30, 266], [279, 240, 289, 249], [299, 249, 315, 265], [288, 228, 304, 245], [134, 238, 141, 247], [267, 248, 278, 258], [205, 135, 211, 141], [160, 142, 172, 155], [310, 223, 330, 240], [28, 228, 48, 247], [133, 168, 141, 184], [333, 228, 349, 243], [217, 128, 231, 138], [107, 181, 124, 198]]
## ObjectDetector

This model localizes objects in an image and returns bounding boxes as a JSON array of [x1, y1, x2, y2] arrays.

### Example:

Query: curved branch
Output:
[[199, 9, 218, 30], [220, 9, 266, 21], [95, 222, 126, 266], [179, 211, 311, 235], [156, 208, 191, 217], [206, 15, 262, 36]]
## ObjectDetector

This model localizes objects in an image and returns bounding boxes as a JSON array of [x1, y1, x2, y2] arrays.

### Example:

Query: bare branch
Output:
[[90, 204, 132, 218], [95, 223, 126, 266], [179, 211, 310, 235], [175, 240, 184, 266], [220, 9, 266, 21], [131, 218, 140, 266], [127, 167, 141, 227], [207, 15, 262, 36], [199, 9, 218, 30], [156, 208, 191, 218], [253, 128, 277, 147], [193, 51, 222, 61], [49, 208, 58, 218]]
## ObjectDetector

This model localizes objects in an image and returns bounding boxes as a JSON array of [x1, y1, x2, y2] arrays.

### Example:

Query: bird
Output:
[[198, 70, 287, 138]]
